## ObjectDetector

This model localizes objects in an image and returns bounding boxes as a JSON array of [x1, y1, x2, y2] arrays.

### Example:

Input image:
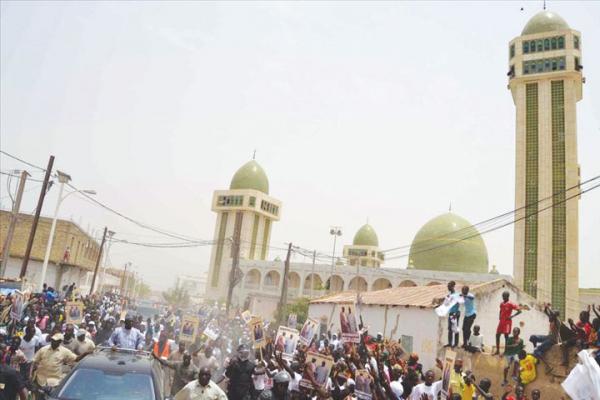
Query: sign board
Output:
[[339, 303, 360, 343], [274, 326, 299, 361], [180, 315, 199, 343], [299, 317, 319, 345], [441, 349, 457, 400], [300, 351, 334, 390], [65, 301, 84, 325], [249, 317, 266, 348]]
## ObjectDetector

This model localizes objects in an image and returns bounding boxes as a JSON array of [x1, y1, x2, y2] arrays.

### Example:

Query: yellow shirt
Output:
[[462, 383, 475, 400], [33, 345, 77, 386], [519, 354, 538, 384], [449, 370, 464, 396]]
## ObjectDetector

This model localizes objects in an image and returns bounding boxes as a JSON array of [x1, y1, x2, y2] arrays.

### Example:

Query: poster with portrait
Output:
[[250, 317, 266, 348], [300, 351, 334, 390], [441, 349, 456, 400], [355, 370, 373, 400], [66, 301, 84, 325], [299, 317, 319, 345], [339, 303, 360, 343], [10, 290, 25, 321], [287, 313, 297, 329], [180, 315, 199, 343], [241, 310, 253, 324], [275, 326, 299, 361], [203, 318, 221, 341]]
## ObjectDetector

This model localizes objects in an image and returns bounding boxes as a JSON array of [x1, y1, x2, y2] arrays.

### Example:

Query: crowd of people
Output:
[[0, 280, 598, 400]]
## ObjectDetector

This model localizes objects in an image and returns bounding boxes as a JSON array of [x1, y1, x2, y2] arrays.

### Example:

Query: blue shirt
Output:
[[108, 327, 145, 350], [463, 293, 476, 317]]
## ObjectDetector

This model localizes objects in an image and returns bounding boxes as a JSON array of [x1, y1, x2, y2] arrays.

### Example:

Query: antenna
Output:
[[252, 149, 256, 160]]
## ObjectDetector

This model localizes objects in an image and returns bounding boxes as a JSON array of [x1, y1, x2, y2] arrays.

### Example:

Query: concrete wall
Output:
[[308, 283, 549, 370]]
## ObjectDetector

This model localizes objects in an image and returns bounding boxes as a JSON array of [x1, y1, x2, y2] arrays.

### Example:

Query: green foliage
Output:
[[275, 297, 310, 326], [162, 282, 191, 308]]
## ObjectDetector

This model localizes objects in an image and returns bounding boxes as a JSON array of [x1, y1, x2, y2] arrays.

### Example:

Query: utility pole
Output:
[[1, 170, 29, 277], [120, 262, 131, 295], [225, 211, 243, 315], [89, 227, 108, 296], [310, 250, 316, 299], [20, 155, 54, 279], [277, 242, 293, 325]]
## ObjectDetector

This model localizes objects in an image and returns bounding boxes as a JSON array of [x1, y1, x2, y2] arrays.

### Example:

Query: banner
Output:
[[435, 293, 463, 317], [65, 301, 84, 325], [203, 319, 221, 341], [241, 310, 253, 324], [340, 303, 360, 343], [287, 313, 297, 329], [275, 326, 299, 361], [10, 290, 25, 321], [300, 351, 334, 390], [250, 317, 266, 348], [355, 369, 373, 400], [180, 315, 199, 343], [299, 318, 319, 345], [441, 349, 457, 400]]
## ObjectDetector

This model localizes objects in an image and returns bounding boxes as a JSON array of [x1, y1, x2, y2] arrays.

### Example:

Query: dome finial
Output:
[[252, 149, 256, 160], [543, 0, 546, 10]]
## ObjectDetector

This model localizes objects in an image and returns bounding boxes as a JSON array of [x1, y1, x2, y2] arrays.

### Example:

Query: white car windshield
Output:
[[57, 368, 156, 400]]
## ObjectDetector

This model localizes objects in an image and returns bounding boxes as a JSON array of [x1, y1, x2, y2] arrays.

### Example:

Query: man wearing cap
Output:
[[258, 371, 290, 400], [31, 333, 87, 389], [73, 330, 96, 356], [108, 316, 145, 350], [174, 366, 227, 400], [225, 344, 254, 400]]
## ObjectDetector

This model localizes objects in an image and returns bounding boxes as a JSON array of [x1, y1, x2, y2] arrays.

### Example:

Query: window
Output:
[[574, 35, 580, 49], [530, 40, 536, 52], [249, 196, 256, 207], [536, 40, 543, 52], [544, 39, 550, 51], [551, 37, 557, 50], [260, 200, 279, 216], [575, 56, 581, 71], [524, 83, 539, 298], [522, 57, 566, 75], [217, 195, 243, 207], [510, 44, 515, 58], [523, 41, 529, 54], [558, 36, 564, 49], [558, 58, 565, 70]]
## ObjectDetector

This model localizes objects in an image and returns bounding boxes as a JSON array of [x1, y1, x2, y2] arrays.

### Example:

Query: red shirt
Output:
[[499, 301, 519, 321], [576, 321, 592, 341]]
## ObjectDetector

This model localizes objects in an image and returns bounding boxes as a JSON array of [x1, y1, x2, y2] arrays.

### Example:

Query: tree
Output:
[[162, 282, 190, 309], [274, 297, 310, 326]]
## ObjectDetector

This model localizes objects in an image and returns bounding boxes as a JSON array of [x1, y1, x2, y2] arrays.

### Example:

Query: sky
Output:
[[1, 1, 599, 291]]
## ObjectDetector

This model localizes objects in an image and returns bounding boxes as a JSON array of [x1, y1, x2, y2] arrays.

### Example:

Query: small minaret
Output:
[[205, 160, 281, 300], [509, 10, 582, 318], [343, 224, 384, 268]]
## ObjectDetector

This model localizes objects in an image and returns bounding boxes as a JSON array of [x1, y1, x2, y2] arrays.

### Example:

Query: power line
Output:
[[0, 151, 47, 171], [385, 181, 600, 262], [381, 174, 600, 254]]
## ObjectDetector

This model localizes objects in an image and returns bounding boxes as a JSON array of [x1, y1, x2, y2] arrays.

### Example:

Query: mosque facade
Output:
[[204, 159, 506, 316], [509, 11, 582, 319]]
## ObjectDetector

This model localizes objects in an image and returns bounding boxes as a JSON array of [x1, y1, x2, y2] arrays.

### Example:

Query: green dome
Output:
[[522, 11, 569, 35], [229, 160, 269, 194], [353, 224, 379, 247], [408, 212, 488, 274]]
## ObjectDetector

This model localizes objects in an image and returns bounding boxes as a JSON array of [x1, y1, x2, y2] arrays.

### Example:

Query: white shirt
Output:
[[390, 380, 404, 400], [20, 336, 39, 361], [174, 379, 227, 400], [409, 381, 442, 400], [468, 334, 484, 349], [289, 371, 302, 392]]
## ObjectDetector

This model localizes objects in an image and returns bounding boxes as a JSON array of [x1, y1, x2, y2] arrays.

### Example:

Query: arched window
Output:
[[544, 39, 550, 51], [558, 36, 564, 49], [551, 37, 557, 50]]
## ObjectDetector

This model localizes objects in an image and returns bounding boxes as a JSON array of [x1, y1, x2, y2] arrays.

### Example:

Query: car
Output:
[[43, 348, 171, 400]]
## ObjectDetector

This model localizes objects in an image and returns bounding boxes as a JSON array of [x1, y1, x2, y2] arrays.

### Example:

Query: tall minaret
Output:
[[509, 11, 582, 318], [205, 160, 281, 301]]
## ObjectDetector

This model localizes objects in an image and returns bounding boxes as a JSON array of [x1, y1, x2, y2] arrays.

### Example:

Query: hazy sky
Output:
[[1, 1, 599, 291]]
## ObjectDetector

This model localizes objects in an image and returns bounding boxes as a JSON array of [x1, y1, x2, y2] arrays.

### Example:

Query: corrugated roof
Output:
[[310, 279, 515, 308]]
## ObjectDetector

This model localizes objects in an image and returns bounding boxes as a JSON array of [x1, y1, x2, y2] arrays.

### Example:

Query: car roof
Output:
[[77, 349, 155, 374]]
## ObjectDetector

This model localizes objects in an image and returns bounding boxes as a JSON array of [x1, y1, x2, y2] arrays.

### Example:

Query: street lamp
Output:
[[39, 170, 96, 291], [329, 226, 342, 292]]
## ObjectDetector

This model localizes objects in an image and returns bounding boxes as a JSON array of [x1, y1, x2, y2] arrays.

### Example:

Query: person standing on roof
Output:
[[108, 317, 145, 350]]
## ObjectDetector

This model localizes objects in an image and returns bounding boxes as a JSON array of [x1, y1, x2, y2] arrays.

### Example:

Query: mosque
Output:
[[204, 158, 507, 316], [204, 9, 585, 318]]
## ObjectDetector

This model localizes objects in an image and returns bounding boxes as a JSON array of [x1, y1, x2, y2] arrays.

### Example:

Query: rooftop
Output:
[[310, 279, 521, 308]]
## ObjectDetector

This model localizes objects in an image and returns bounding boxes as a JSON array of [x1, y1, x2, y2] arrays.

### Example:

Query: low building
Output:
[[0, 210, 101, 292], [308, 279, 548, 370], [176, 272, 207, 304]]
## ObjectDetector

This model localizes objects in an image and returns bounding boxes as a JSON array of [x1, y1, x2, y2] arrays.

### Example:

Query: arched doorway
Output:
[[348, 276, 368, 292], [244, 269, 261, 289], [372, 278, 392, 291], [398, 280, 417, 287], [303, 273, 323, 296], [264, 270, 281, 290]]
